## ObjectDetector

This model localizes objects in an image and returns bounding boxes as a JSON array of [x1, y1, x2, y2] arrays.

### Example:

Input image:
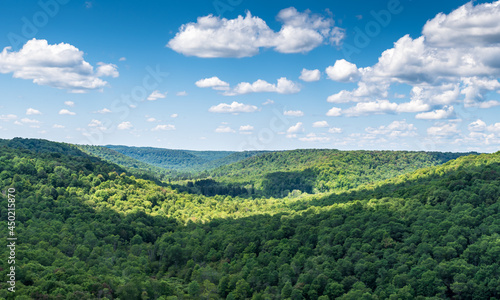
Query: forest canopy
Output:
[[0, 138, 498, 299]]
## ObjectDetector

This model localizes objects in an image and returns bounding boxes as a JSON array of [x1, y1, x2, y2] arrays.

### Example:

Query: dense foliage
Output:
[[104, 145, 266, 172], [0, 138, 498, 300], [208, 149, 475, 197]]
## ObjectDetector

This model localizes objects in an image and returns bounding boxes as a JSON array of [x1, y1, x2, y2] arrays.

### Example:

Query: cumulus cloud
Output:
[[95, 108, 112, 114], [96, 62, 119, 78], [215, 125, 235, 133], [20, 118, 40, 124], [167, 8, 344, 58], [208, 101, 258, 113], [366, 120, 417, 137], [26, 108, 41, 115], [326, 107, 342, 117], [326, 82, 388, 103], [287, 122, 304, 133], [64, 101, 75, 107], [328, 127, 342, 133], [195, 76, 229, 90], [343, 100, 398, 117], [170, 114, 178, 118], [117, 121, 133, 130], [147, 90, 167, 101], [299, 133, 331, 142], [152, 124, 176, 131], [0, 39, 118, 92], [176, 91, 187, 96], [88, 119, 106, 131], [468, 119, 487, 132], [88, 119, 103, 127], [312, 121, 329, 128], [284, 110, 304, 117], [326, 1, 500, 115], [415, 106, 455, 120], [239, 125, 254, 131], [0, 114, 17, 121], [225, 77, 300, 95], [422, 1, 500, 48], [299, 68, 321, 82], [59, 109, 76, 115], [427, 122, 460, 136], [326, 59, 360, 82]]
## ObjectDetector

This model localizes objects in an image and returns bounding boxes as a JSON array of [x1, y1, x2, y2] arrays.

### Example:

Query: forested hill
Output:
[[1, 138, 499, 299], [103, 145, 267, 172], [208, 149, 476, 197]]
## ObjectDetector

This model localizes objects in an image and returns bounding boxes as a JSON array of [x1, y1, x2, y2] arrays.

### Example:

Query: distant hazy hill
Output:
[[104, 144, 267, 172]]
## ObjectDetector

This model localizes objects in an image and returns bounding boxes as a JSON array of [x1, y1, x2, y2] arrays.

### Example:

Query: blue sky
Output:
[[1, 0, 499, 152]]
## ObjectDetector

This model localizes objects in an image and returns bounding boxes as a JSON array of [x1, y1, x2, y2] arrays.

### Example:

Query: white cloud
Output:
[[326, 107, 342, 117], [95, 108, 112, 114], [263, 99, 274, 105], [284, 110, 304, 117], [167, 8, 344, 58], [146, 117, 156, 122], [59, 109, 76, 115], [119, 57, 126, 61], [226, 77, 300, 95], [343, 100, 398, 117], [326, 1, 500, 114], [287, 122, 304, 133], [366, 120, 417, 137], [468, 119, 487, 132], [26, 108, 41, 115], [117, 121, 133, 130], [88, 119, 103, 127], [0, 39, 118, 92], [299, 68, 321, 82], [415, 106, 455, 120], [422, 1, 500, 48], [170, 113, 178, 118], [96, 62, 119, 78], [176, 91, 187, 96], [328, 127, 342, 133], [326, 82, 388, 103], [208, 101, 258, 113], [487, 122, 500, 133], [299, 133, 331, 142], [88, 119, 106, 131], [20, 118, 40, 124], [239, 125, 254, 131], [147, 90, 167, 101], [427, 122, 460, 136], [195, 76, 230, 90], [52, 124, 65, 129], [152, 124, 176, 131], [0, 114, 17, 121], [326, 59, 360, 82], [64, 101, 75, 107], [461, 77, 500, 107], [312, 121, 329, 128], [215, 125, 235, 133], [472, 100, 500, 109]]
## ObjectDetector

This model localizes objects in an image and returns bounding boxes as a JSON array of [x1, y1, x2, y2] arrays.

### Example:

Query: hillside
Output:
[[0, 138, 498, 299], [207, 149, 476, 197], [104, 145, 267, 172], [77, 145, 182, 180]]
